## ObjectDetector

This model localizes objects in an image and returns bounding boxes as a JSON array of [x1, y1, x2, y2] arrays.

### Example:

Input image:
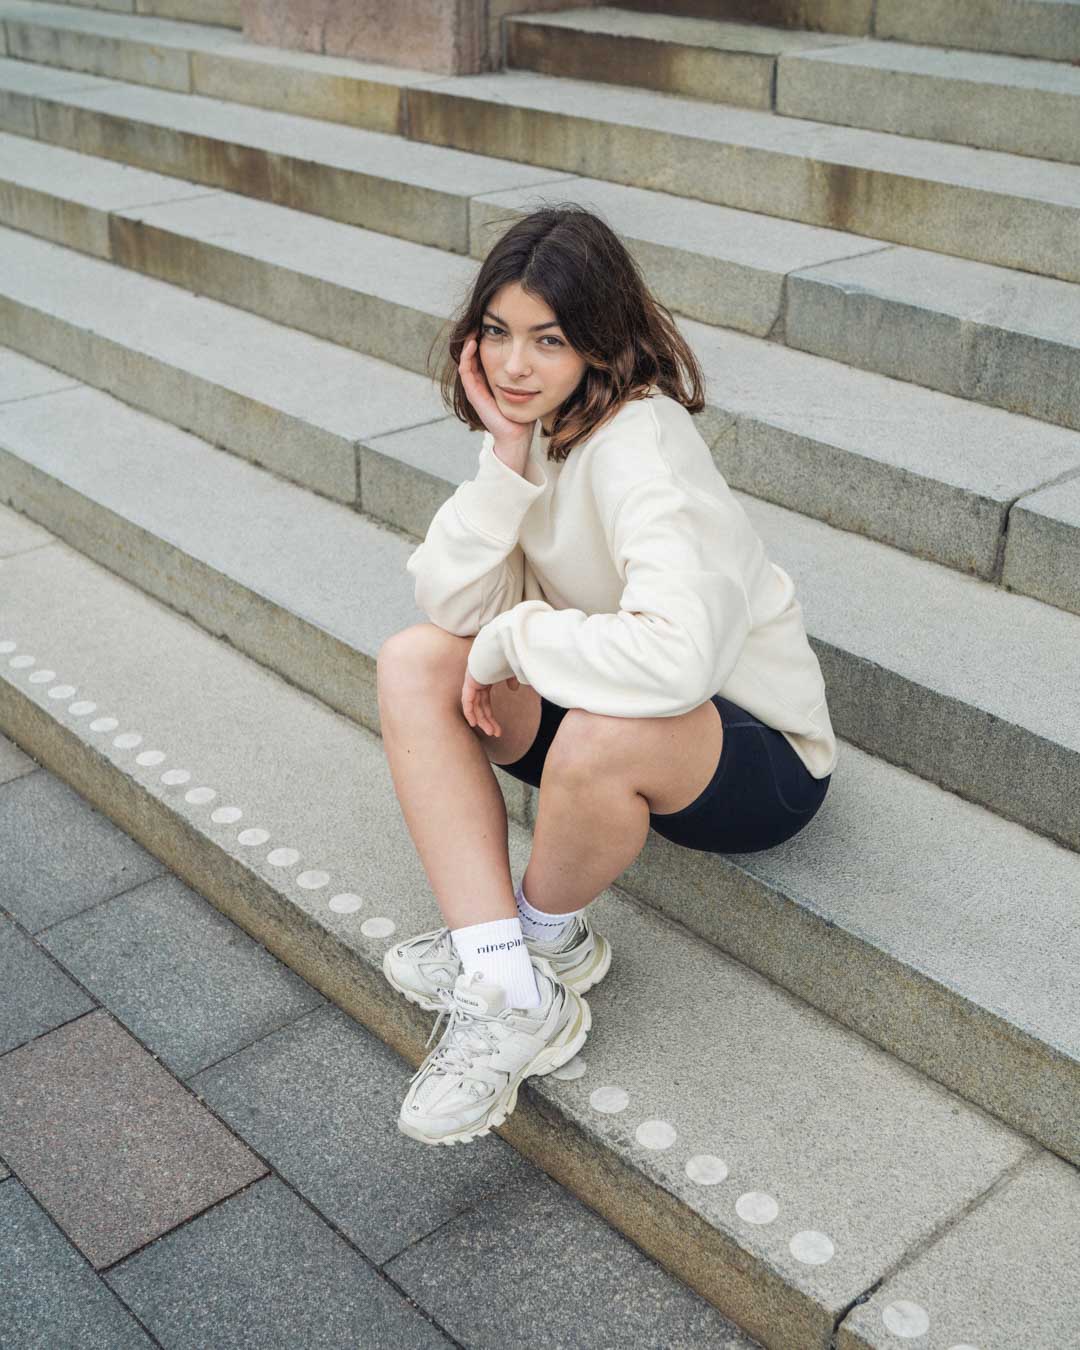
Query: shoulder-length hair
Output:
[[429, 203, 705, 464]]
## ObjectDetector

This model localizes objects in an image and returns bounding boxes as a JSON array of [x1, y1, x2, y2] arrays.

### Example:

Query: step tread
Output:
[[508, 4, 860, 55], [0, 506, 1059, 1348], [0, 0, 441, 84], [0, 56, 574, 197], [409, 65, 1080, 203], [3, 346, 1080, 1056]]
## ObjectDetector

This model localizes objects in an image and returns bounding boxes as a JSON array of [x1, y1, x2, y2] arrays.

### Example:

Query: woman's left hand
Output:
[[462, 671, 519, 737]]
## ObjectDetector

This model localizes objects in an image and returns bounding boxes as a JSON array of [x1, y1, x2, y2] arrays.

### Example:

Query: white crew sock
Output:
[[515, 878, 587, 944], [450, 916, 541, 1009]]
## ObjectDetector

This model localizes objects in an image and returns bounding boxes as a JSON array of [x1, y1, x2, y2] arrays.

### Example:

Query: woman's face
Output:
[[477, 282, 588, 434]]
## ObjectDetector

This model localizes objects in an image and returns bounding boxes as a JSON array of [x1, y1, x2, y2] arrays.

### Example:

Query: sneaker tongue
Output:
[[452, 972, 507, 1017]]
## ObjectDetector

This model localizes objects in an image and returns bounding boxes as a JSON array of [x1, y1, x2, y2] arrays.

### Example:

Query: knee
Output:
[[544, 709, 630, 784], [376, 623, 469, 704]]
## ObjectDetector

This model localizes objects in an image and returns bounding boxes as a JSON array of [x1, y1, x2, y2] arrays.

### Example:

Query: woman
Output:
[[376, 205, 837, 1147]]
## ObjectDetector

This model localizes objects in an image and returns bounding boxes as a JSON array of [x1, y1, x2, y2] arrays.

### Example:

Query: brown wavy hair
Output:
[[429, 203, 705, 464]]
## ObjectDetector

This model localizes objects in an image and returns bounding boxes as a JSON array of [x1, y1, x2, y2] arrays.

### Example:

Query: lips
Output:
[[499, 386, 539, 396]]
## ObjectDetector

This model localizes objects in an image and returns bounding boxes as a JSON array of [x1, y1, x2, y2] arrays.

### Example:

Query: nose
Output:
[[502, 340, 532, 379]]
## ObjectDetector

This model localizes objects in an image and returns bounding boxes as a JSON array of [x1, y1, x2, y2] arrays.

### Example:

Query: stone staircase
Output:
[[1, 2, 1079, 1345]]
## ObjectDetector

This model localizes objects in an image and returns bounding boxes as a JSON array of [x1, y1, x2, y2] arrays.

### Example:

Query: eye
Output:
[[540, 335, 564, 347], [480, 323, 503, 337]]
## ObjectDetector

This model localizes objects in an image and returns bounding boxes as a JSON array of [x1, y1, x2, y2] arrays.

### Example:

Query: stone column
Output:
[[241, 0, 601, 76]]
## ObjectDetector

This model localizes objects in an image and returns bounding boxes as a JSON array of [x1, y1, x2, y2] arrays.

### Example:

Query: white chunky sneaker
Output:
[[382, 912, 611, 1013], [398, 957, 591, 1146]]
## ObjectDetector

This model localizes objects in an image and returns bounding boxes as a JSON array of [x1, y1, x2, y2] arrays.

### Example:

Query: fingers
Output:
[[461, 684, 500, 738]]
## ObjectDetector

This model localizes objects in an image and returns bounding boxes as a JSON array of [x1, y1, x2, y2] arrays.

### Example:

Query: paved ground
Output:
[[0, 730, 758, 1350]]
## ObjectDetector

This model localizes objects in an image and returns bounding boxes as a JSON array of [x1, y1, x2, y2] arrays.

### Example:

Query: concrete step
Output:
[[5, 36, 1080, 284], [875, 0, 1080, 65], [777, 38, 1080, 166], [15, 0, 240, 26], [610, 0, 874, 38], [2, 235, 1079, 840], [5, 498, 1080, 1349], [5, 190, 1080, 608], [614, 0, 1080, 64], [0, 57, 572, 253], [1003, 477, 1080, 617], [510, 9, 1080, 165], [0, 0, 431, 126], [403, 67, 1080, 285], [504, 6, 859, 107], [3, 348, 1080, 1177]]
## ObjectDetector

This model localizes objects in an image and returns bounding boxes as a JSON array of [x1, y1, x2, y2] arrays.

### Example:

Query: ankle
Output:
[[449, 915, 542, 1009], [515, 878, 588, 943]]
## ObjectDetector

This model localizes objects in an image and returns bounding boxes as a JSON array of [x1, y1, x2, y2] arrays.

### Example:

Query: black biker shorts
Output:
[[496, 693, 831, 854]]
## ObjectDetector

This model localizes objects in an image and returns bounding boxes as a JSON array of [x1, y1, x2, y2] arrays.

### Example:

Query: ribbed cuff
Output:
[[467, 615, 515, 687]]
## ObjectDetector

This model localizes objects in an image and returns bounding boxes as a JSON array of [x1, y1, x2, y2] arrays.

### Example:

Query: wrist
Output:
[[491, 438, 530, 473]]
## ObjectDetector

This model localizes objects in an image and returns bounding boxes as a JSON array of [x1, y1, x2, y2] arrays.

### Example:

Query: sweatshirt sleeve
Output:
[[466, 472, 754, 716], [404, 432, 546, 635]]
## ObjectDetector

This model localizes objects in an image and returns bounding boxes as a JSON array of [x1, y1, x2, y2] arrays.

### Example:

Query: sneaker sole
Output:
[[397, 987, 592, 1147], [382, 932, 612, 1013]]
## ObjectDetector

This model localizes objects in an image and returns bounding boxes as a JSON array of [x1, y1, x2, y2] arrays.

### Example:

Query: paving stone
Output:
[[0, 912, 95, 1053], [189, 1002, 534, 1265], [38, 873, 326, 1079], [0, 770, 166, 932], [0, 1181, 154, 1349], [0, 1009, 266, 1268], [105, 1176, 453, 1349], [837, 1152, 1080, 1349], [0, 727, 38, 782], [385, 1164, 761, 1349]]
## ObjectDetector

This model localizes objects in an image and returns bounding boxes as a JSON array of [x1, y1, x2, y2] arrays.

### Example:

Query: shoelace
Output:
[[414, 926, 454, 973], [408, 994, 505, 1086]]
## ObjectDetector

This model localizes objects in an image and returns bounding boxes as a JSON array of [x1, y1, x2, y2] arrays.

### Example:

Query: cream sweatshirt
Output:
[[405, 386, 838, 779]]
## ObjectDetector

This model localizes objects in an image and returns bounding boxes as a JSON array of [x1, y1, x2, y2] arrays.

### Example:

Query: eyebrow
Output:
[[482, 310, 562, 332]]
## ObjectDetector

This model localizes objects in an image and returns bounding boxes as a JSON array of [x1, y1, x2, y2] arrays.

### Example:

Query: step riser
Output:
[[16, 0, 242, 23], [405, 86, 1080, 285], [0, 293, 362, 504], [613, 0, 873, 36], [14, 91, 473, 253], [506, 19, 776, 108], [0, 673, 833, 1350], [2, 444, 1079, 1169], [2, 18, 407, 132], [107, 213, 447, 379], [777, 53, 1080, 169], [784, 271, 1080, 437], [0, 179, 1034, 593], [876, 0, 1080, 64]]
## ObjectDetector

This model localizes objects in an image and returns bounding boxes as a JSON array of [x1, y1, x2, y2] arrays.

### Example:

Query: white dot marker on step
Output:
[[590, 1086, 629, 1114], [212, 806, 242, 824], [160, 769, 191, 785], [136, 750, 165, 766], [360, 916, 395, 938], [790, 1231, 834, 1265], [329, 893, 363, 914], [90, 717, 119, 733], [237, 828, 270, 846], [882, 1301, 930, 1338], [49, 685, 77, 700], [685, 1155, 728, 1185], [28, 669, 55, 683], [0, 641, 14, 652], [69, 701, 96, 715], [947, 1344, 980, 1349], [297, 870, 329, 889], [549, 1056, 587, 1080], [113, 733, 143, 749], [9, 655, 34, 668], [635, 1120, 676, 1150], [266, 847, 300, 867], [185, 787, 217, 805], [736, 1192, 778, 1224]]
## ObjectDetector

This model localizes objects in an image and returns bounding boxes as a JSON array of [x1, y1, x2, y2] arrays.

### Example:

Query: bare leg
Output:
[[377, 625, 529, 930], [523, 763, 652, 917]]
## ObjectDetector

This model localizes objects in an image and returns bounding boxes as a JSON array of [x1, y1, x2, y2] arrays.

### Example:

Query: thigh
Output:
[[648, 695, 831, 854]]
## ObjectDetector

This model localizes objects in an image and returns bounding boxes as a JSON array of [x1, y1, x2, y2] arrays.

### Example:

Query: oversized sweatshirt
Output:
[[405, 386, 838, 779]]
